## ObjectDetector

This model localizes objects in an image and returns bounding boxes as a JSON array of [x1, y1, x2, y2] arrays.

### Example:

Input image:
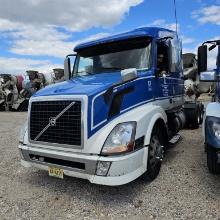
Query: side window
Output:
[[217, 47, 220, 67], [157, 42, 169, 75], [78, 57, 93, 74]]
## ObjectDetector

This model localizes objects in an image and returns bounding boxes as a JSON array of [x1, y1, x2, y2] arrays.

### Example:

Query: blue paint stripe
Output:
[[89, 95, 182, 137]]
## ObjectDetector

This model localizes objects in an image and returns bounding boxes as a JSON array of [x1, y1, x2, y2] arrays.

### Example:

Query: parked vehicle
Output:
[[0, 75, 5, 110], [198, 39, 220, 174], [0, 74, 21, 111], [19, 27, 200, 186], [183, 53, 204, 128], [0, 72, 55, 111], [183, 53, 213, 93]]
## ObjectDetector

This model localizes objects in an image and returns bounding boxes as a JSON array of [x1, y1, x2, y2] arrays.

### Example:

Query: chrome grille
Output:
[[29, 100, 81, 146]]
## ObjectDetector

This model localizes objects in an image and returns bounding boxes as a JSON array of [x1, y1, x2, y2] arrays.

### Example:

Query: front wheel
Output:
[[207, 148, 220, 174], [142, 125, 165, 181]]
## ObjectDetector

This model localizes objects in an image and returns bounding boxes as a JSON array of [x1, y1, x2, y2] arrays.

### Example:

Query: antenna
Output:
[[173, 0, 179, 38]]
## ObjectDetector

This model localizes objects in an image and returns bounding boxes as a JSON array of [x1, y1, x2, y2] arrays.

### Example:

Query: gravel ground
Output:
[[0, 112, 220, 220]]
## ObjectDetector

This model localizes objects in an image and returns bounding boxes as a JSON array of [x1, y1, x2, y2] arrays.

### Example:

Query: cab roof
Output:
[[74, 27, 176, 52]]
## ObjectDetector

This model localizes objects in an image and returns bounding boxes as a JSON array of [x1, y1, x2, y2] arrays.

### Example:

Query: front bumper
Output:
[[205, 144, 220, 163], [18, 144, 147, 186]]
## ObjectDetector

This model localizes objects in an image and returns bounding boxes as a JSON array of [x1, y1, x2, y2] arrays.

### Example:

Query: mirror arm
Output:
[[66, 53, 76, 58], [64, 57, 71, 80]]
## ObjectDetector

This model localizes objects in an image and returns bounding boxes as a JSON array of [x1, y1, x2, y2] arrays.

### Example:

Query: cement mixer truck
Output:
[[182, 53, 205, 128], [0, 74, 23, 111]]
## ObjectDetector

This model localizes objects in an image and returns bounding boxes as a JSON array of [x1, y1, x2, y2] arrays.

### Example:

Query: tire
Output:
[[207, 148, 220, 174], [199, 104, 204, 124], [142, 124, 165, 181], [190, 106, 200, 129]]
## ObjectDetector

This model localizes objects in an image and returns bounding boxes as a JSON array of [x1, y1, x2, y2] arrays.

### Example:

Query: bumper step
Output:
[[169, 133, 181, 146]]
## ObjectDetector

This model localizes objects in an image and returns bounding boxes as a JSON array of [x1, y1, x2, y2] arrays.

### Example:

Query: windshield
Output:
[[74, 38, 151, 76]]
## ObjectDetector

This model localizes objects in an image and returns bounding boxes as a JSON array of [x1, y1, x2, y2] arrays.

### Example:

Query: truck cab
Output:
[[198, 40, 220, 174], [19, 27, 188, 186]]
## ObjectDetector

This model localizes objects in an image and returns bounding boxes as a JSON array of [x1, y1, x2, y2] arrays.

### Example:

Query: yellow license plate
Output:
[[48, 167, 64, 179]]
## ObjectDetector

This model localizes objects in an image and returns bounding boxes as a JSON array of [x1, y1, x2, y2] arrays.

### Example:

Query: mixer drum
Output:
[[16, 75, 24, 91]]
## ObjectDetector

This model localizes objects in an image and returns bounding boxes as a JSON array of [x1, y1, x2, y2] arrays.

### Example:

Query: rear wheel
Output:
[[191, 106, 200, 128], [143, 125, 165, 181], [185, 105, 200, 129], [207, 148, 220, 174]]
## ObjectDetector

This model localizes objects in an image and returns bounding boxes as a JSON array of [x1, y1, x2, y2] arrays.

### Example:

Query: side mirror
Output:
[[64, 54, 77, 80], [121, 68, 137, 82], [64, 57, 71, 80], [168, 40, 176, 73], [200, 71, 217, 82], [168, 38, 181, 73], [217, 45, 220, 67], [198, 45, 207, 74]]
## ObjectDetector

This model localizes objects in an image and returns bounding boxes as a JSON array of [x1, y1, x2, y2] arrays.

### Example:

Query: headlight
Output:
[[206, 116, 220, 147], [101, 122, 136, 155], [212, 122, 220, 141], [19, 120, 28, 144]]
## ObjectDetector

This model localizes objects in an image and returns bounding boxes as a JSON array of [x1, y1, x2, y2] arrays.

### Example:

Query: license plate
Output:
[[48, 167, 64, 179]]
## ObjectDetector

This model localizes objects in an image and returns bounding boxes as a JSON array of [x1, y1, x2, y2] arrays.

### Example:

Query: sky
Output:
[[0, 0, 219, 74]]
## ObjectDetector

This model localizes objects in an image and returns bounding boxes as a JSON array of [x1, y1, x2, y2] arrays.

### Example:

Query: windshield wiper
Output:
[[102, 67, 123, 71], [77, 71, 94, 75]]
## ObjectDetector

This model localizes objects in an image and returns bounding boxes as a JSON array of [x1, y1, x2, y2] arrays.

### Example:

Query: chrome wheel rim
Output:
[[149, 135, 164, 167]]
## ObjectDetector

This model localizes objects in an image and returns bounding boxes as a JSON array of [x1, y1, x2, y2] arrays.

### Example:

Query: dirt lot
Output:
[[0, 112, 220, 220]]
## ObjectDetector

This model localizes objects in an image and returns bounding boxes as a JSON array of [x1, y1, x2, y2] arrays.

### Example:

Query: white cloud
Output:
[[150, 19, 166, 26], [10, 27, 109, 58], [0, 19, 23, 31], [192, 5, 220, 25], [0, 0, 143, 31], [6, 24, 73, 57], [0, 0, 143, 59], [0, 57, 62, 74], [149, 19, 179, 32], [0, 27, 110, 73], [148, 19, 196, 46], [0, 18, 109, 58]]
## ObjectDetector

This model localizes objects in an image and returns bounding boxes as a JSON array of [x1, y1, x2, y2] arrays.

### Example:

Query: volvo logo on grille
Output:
[[33, 101, 75, 141], [49, 117, 57, 126]]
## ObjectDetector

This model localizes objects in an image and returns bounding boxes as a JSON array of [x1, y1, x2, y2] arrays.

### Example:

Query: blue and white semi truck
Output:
[[198, 40, 220, 174], [19, 27, 197, 185]]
